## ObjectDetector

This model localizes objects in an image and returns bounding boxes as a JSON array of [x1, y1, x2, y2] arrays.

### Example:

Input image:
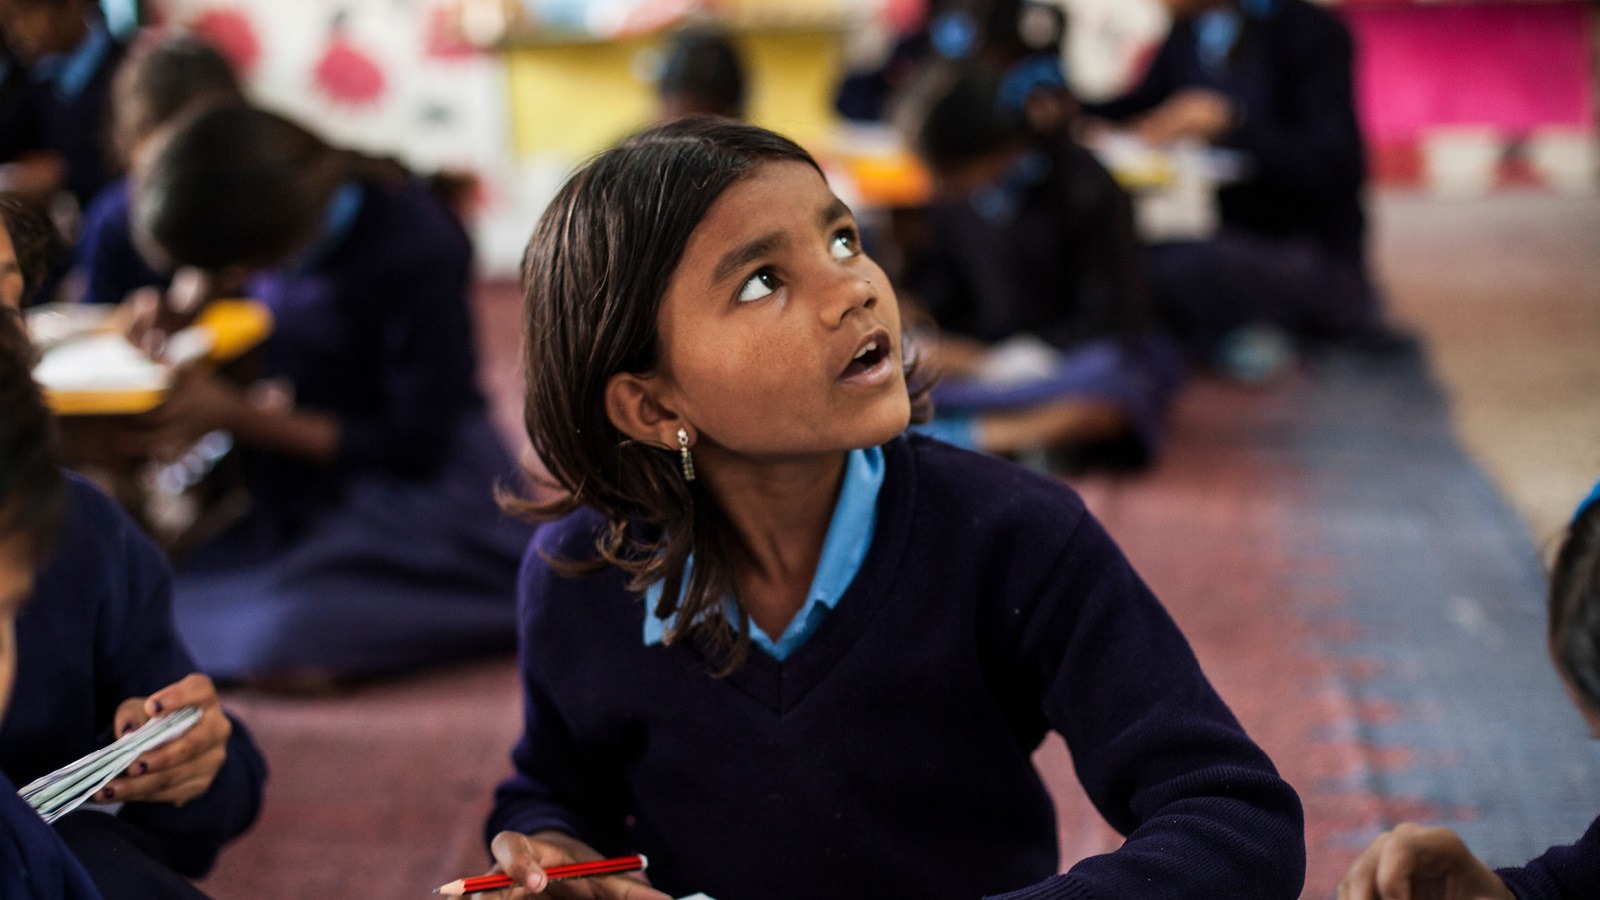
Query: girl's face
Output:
[[652, 161, 910, 461], [0, 223, 23, 309], [0, 0, 87, 62]]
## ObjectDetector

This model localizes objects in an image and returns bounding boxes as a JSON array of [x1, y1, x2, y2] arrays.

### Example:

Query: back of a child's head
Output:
[[133, 105, 344, 271], [520, 117, 818, 518], [113, 30, 245, 168], [0, 306, 66, 566], [657, 29, 747, 121], [0, 191, 54, 308], [1552, 491, 1600, 717], [911, 63, 1023, 176]]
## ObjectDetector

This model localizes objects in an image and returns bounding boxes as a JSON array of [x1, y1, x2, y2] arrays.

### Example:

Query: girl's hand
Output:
[[484, 831, 671, 899], [96, 674, 232, 807], [1137, 88, 1236, 144], [119, 365, 245, 462], [1337, 823, 1515, 900]]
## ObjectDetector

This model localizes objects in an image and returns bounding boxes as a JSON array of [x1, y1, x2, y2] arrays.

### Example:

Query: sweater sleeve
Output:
[[990, 512, 1305, 900], [486, 544, 630, 854], [1080, 32, 1180, 123], [85, 486, 267, 877], [1496, 816, 1600, 900]]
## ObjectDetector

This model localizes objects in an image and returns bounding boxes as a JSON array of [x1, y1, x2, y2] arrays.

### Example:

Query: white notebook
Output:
[[18, 706, 202, 823]]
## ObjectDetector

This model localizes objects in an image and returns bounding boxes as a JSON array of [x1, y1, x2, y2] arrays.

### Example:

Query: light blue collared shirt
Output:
[[29, 19, 112, 101], [643, 446, 885, 661]]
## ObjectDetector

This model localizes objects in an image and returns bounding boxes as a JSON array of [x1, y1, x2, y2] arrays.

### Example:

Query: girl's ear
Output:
[[605, 371, 682, 449]]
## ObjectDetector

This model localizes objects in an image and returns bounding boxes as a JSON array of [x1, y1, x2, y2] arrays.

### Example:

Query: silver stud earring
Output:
[[678, 427, 695, 482]]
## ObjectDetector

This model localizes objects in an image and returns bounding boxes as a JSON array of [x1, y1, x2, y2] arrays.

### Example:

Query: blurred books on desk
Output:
[[26, 300, 273, 416]]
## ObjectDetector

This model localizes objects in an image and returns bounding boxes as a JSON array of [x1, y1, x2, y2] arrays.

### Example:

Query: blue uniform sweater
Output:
[[0, 474, 267, 878], [0, 770, 103, 899], [1498, 815, 1600, 899], [490, 435, 1305, 899]]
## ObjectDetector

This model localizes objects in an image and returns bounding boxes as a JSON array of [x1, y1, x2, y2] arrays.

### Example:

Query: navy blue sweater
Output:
[[490, 435, 1305, 899], [0, 474, 267, 878], [1498, 815, 1600, 899], [0, 770, 103, 899], [1085, 0, 1368, 261]]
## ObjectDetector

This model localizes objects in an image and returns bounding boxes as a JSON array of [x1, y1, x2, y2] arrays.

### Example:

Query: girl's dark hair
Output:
[[111, 31, 245, 168], [0, 192, 55, 304], [1551, 497, 1600, 713], [0, 308, 66, 565], [513, 117, 930, 670], [132, 105, 408, 270]]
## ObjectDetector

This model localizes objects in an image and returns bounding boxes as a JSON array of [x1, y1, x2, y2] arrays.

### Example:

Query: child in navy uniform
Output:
[[129, 106, 534, 683], [908, 63, 1181, 466], [0, 307, 101, 900], [1084, 0, 1386, 357], [2, 190, 266, 899], [74, 31, 245, 308], [0, 0, 124, 211], [1339, 485, 1600, 899], [483, 117, 1303, 899]]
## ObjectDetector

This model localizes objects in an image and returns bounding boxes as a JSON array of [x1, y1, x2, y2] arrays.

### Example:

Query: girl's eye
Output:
[[830, 229, 859, 261], [737, 270, 778, 303]]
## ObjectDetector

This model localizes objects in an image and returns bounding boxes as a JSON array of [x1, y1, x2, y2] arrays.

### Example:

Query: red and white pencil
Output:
[[433, 854, 648, 896]]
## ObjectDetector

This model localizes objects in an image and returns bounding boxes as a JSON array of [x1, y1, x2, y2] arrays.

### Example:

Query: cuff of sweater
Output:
[[1495, 865, 1555, 900], [984, 875, 1095, 900]]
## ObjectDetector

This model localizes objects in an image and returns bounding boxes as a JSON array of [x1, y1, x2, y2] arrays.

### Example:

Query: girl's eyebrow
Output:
[[710, 198, 854, 286], [712, 231, 785, 285]]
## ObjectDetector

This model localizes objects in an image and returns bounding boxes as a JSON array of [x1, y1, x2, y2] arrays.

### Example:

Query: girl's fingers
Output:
[[100, 744, 226, 805], [112, 696, 152, 739]]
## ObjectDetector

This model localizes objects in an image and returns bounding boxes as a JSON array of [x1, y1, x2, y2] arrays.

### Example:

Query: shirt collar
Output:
[[643, 445, 886, 656], [30, 18, 111, 101], [283, 182, 364, 275]]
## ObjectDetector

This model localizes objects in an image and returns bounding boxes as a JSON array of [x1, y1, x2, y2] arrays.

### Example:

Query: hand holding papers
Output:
[[18, 705, 203, 823]]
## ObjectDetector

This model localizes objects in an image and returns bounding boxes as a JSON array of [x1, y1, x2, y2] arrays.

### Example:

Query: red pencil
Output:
[[433, 854, 648, 895]]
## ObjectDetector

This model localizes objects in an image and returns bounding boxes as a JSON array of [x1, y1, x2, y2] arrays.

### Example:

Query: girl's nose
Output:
[[821, 266, 877, 326]]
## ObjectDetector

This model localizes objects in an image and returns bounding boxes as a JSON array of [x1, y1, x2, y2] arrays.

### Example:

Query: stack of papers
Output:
[[18, 706, 202, 823]]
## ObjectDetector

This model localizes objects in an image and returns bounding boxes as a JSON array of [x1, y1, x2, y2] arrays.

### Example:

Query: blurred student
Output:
[[1, 188, 52, 306], [656, 28, 745, 122], [74, 31, 244, 308], [127, 106, 534, 685], [482, 116, 1304, 900], [0, 0, 124, 211], [1, 193, 267, 899], [908, 63, 1180, 468], [1083, 0, 1386, 358], [1338, 486, 1600, 899], [0, 306, 101, 899]]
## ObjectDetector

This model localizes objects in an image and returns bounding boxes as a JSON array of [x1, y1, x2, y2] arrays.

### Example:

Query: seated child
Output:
[[656, 28, 746, 122], [74, 30, 245, 308], [0, 306, 101, 899], [0, 0, 124, 211], [1, 190, 267, 898], [482, 117, 1304, 899], [1338, 485, 1600, 899], [127, 106, 534, 683], [907, 63, 1181, 467], [1, 188, 52, 306]]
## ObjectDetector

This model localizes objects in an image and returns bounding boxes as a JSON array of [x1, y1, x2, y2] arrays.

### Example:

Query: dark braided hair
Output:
[[0, 192, 56, 306], [1551, 496, 1600, 713]]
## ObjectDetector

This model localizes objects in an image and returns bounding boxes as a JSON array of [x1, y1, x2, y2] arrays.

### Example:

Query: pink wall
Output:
[[1342, 1, 1596, 144]]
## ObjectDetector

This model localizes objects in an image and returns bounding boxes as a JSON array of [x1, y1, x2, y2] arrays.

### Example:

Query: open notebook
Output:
[[17, 706, 202, 823]]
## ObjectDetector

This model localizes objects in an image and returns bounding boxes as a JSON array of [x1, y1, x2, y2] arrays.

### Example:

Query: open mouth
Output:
[[841, 330, 891, 380]]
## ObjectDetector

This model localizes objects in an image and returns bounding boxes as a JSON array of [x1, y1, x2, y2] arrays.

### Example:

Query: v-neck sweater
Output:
[[490, 435, 1304, 899]]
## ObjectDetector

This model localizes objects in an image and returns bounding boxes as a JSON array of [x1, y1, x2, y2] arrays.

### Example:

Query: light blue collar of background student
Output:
[[29, 18, 111, 101], [643, 445, 885, 661], [283, 183, 364, 275], [1196, 0, 1277, 77]]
